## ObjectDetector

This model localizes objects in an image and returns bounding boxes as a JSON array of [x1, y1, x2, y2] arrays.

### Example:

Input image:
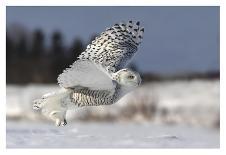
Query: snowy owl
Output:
[[33, 20, 144, 126]]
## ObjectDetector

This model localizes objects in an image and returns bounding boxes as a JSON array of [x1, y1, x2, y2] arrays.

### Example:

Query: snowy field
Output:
[[7, 121, 219, 148], [6, 79, 220, 148]]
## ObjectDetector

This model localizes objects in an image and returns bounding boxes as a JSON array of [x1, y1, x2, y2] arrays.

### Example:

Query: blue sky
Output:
[[6, 6, 219, 74]]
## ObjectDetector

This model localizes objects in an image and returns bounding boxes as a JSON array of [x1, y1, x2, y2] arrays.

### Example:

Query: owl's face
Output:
[[115, 69, 141, 87]]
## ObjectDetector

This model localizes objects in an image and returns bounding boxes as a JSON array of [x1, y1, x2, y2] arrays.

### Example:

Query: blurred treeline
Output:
[[6, 24, 219, 84], [6, 24, 97, 84]]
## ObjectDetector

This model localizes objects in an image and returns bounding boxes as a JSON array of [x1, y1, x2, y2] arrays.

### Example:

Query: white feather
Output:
[[57, 60, 116, 92]]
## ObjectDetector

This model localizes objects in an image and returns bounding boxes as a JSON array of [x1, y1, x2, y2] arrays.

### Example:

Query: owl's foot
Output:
[[49, 111, 67, 127], [55, 118, 67, 126]]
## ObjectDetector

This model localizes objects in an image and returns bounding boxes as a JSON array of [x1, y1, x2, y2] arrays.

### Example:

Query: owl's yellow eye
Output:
[[128, 75, 134, 79]]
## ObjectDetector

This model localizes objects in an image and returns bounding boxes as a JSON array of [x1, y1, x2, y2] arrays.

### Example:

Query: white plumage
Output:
[[58, 60, 116, 91], [33, 20, 144, 126]]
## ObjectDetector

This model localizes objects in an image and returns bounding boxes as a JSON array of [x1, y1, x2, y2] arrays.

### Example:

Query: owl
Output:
[[33, 20, 144, 126]]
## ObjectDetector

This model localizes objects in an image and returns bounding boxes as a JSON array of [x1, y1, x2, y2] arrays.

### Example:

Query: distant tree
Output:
[[50, 31, 67, 80], [51, 31, 64, 58], [31, 29, 45, 58], [16, 36, 27, 58], [68, 38, 85, 60], [6, 34, 14, 62]]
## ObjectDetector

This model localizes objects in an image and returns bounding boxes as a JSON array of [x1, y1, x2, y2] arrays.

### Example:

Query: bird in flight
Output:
[[33, 20, 144, 126]]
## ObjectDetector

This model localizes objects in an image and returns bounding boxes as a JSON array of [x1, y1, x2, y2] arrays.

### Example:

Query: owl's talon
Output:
[[55, 119, 61, 127], [62, 119, 67, 126]]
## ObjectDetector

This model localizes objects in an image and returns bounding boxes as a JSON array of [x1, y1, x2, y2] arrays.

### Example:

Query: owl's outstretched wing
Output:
[[58, 21, 144, 91], [57, 60, 116, 92], [78, 20, 144, 72]]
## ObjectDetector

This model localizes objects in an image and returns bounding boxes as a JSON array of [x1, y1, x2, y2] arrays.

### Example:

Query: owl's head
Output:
[[113, 68, 141, 88]]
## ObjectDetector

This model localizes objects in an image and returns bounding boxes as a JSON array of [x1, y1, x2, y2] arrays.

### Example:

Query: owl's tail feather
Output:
[[33, 88, 73, 126]]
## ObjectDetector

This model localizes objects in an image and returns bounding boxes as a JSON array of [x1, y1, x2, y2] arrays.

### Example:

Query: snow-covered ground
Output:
[[6, 79, 220, 148], [7, 121, 219, 148], [6, 79, 219, 127]]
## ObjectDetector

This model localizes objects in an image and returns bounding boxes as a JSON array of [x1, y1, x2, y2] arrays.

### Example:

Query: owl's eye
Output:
[[128, 75, 134, 79]]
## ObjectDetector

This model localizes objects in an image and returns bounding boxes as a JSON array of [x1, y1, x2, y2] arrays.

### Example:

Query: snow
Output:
[[6, 79, 220, 148], [6, 79, 219, 128], [7, 121, 219, 148]]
